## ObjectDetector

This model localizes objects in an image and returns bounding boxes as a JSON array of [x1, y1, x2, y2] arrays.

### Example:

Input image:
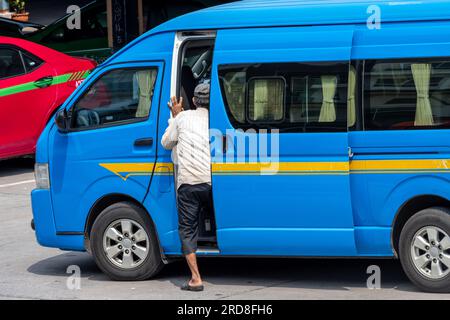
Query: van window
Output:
[[364, 60, 450, 130], [218, 62, 349, 132], [71, 68, 158, 129]]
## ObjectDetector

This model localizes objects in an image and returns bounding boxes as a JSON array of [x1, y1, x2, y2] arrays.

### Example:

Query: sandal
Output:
[[181, 282, 204, 292]]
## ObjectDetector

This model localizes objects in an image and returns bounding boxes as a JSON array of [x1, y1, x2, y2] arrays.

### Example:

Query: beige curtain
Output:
[[319, 75, 337, 122], [253, 80, 269, 120], [411, 63, 434, 126], [347, 66, 356, 127], [136, 70, 157, 118], [251, 79, 283, 121]]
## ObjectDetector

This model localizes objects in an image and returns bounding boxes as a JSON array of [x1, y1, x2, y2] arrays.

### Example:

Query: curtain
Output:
[[319, 75, 337, 122], [269, 80, 283, 120], [251, 79, 283, 121], [411, 63, 434, 126], [135, 70, 157, 118], [253, 79, 269, 121], [347, 66, 356, 127]]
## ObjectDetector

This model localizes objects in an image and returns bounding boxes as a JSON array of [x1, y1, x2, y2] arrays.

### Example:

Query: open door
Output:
[[209, 26, 357, 256], [172, 32, 219, 251]]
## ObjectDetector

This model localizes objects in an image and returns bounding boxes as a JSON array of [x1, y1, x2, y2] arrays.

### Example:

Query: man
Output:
[[161, 83, 211, 292]]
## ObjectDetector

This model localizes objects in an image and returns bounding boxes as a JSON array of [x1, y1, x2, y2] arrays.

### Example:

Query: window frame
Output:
[[348, 60, 363, 132], [67, 66, 159, 132], [363, 57, 450, 131]]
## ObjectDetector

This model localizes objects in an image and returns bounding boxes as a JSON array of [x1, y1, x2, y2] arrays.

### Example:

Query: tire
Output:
[[90, 201, 164, 281], [399, 207, 450, 293]]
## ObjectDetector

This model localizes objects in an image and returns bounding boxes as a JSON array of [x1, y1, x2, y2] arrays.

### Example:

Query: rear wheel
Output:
[[399, 207, 450, 292], [90, 202, 164, 281]]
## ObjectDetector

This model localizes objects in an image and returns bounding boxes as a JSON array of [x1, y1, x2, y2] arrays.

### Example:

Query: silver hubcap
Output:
[[102, 219, 150, 269], [410, 226, 450, 280]]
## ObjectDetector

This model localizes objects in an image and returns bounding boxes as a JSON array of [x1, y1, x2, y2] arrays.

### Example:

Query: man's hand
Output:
[[168, 96, 183, 118]]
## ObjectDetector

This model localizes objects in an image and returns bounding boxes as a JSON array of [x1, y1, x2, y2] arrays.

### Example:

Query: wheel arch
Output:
[[84, 193, 141, 236], [391, 194, 450, 257]]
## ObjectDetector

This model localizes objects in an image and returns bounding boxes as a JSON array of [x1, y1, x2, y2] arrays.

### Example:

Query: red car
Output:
[[0, 36, 96, 160]]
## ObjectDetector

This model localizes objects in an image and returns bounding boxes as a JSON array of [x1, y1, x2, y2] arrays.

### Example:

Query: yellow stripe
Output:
[[100, 159, 450, 180], [99, 163, 155, 181], [212, 162, 349, 174], [99, 162, 174, 180], [350, 159, 450, 171]]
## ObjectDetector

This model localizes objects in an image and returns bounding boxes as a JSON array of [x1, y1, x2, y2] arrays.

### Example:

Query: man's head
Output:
[[192, 83, 210, 109]]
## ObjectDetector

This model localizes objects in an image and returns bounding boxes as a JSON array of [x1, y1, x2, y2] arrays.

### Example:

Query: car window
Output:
[[21, 52, 42, 73], [43, 8, 107, 43], [71, 68, 158, 129], [0, 48, 26, 80]]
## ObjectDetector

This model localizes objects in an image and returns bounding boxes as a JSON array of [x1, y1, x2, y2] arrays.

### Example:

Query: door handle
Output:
[[134, 138, 153, 147], [34, 76, 53, 88]]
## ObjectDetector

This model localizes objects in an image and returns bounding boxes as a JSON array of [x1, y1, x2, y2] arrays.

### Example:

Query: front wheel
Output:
[[399, 207, 450, 292], [90, 202, 164, 281]]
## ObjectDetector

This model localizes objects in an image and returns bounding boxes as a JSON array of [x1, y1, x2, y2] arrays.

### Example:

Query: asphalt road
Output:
[[1, 158, 450, 300]]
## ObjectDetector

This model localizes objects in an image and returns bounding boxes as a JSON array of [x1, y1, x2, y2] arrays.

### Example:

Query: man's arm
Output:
[[161, 96, 184, 150], [161, 117, 179, 150]]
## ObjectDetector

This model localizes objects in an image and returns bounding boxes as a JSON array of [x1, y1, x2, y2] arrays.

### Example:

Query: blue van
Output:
[[31, 0, 450, 292]]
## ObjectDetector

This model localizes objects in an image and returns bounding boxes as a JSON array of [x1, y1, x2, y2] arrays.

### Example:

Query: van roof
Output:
[[107, 0, 450, 64], [150, 0, 450, 33]]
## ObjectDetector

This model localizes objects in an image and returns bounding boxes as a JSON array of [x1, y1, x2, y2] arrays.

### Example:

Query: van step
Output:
[[196, 248, 220, 254], [198, 236, 216, 242]]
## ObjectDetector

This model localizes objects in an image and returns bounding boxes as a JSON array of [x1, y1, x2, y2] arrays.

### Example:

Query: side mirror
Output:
[[55, 109, 69, 132]]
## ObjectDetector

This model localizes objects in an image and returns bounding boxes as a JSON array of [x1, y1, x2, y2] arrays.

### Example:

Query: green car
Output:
[[25, 1, 111, 63], [25, 0, 232, 63]]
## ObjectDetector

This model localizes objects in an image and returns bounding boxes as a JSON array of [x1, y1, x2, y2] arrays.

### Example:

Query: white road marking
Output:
[[0, 180, 35, 188]]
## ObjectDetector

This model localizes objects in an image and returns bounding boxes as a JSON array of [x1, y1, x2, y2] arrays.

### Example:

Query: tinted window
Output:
[[22, 53, 42, 72], [0, 48, 25, 79], [72, 68, 158, 129], [44, 8, 107, 43], [218, 62, 350, 132], [364, 60, 450, 130]]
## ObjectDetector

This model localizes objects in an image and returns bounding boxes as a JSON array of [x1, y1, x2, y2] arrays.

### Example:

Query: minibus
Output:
[[31, 0, 450, 293]]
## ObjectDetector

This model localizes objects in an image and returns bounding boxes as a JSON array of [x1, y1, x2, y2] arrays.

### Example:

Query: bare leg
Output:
[[185, 253, 202, 286]]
